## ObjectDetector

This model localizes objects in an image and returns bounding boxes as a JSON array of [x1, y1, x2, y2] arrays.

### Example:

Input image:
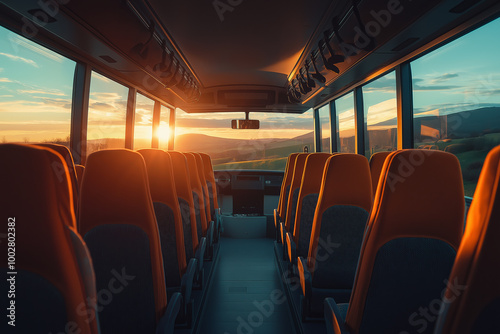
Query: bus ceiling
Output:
[[0, 0, 499, 113]]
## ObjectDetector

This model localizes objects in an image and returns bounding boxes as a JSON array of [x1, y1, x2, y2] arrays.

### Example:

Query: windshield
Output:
[[174, 110, 314, 170]]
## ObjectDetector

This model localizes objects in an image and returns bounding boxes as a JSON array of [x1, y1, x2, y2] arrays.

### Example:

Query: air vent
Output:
[[99, 55, 117, 63], [392, 37, 420, 52]]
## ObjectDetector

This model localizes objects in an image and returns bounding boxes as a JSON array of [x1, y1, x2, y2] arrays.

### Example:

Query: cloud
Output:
[[0, 95, 14, 98], [8, 35, 64, 63], [92, 72, 111, 83], [0, 52, 38, 67], [430, 73, 459, 84], [17, 89, 66, 96], [0, 78, 12, 83]]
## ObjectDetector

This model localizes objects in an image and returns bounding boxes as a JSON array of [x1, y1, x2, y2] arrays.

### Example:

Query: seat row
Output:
[[273, 147, 500, 333], [0, 144, 221, 334]]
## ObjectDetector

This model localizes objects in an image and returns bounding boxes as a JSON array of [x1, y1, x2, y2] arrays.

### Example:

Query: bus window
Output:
[[87, 72, 128, 155], [318, 104, 331, 153], [174, 109, 314, 170], [134, 93, 154, 150], [411, 17, 500, 197], [363, 71, 397, 157], [336, 92, 355, 153], [158, 105, 170, 150], [0, 26, 75, 145]]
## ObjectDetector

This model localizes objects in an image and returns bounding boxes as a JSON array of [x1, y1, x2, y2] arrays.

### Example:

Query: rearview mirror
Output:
[[231, 119, 260, 129]]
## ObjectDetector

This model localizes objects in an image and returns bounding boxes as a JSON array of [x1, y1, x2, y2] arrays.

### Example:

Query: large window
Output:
[[134, 93, 154, 150], [318, 104, 331, 153], [87, 71, 128, 155], [363, 71, 398, 157], [174, 109, 314, 170], [411, 17, 500, 197], [0, 26, 75, 145], [336, 92, 355, 153], [158, 105, 171, 150]]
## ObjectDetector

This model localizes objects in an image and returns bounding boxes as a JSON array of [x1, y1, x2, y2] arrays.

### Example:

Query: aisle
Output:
[[196, 238, 297, 334]]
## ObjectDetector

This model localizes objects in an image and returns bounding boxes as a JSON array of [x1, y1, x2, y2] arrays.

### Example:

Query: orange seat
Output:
[[0, 144, 98, 334], [168, 151, 206, 287], [199, 152, 221, 243], [280, 153, 309, 258], [75, 164, 85, 191], [184, 153, 209, 244], [324, 150, 464, 334], [287, 153, 332, 266], [275, 153, 299, 241], [298, 153, 372, 318], [193, 152, 216, 258], [368, 151, 392, 195], [193, 153, 212, 223], [79, 149, 181, 334], [37, 143, 79, 215], [435, 145, 500, 334], [139, 149, 196, 326]]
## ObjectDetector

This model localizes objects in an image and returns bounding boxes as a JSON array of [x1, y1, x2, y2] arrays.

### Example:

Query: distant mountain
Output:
[[369, 107, 500, 139], [174, 133, 281, 154]]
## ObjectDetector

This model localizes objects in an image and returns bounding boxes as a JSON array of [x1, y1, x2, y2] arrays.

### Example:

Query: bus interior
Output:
[[1, 0, 500, 333]]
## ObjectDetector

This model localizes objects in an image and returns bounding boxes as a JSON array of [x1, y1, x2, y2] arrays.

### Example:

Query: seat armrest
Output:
[[156, 292, 182, 334], [181, 258, 197, 305], [297, 256, 312, 297], [324, 298, 350, 334], [286, 232, 296, 265]]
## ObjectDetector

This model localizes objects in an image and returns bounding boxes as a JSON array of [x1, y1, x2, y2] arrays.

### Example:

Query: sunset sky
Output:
[[1, 17, 499, 143]]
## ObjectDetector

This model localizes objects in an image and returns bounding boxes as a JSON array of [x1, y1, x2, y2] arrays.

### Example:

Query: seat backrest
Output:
[[167, 151, 199, 259], [293, 153, 332, 258], [193, 152, 212, 223], [306, 154, 372, 288], [79, 149, 167, 333], [138, 149, 187, 287], [75, 164, 85, 191], [435, 145, 500, 334], [199, 152, 219, 215], [0, 144, 98, 334], [345, 150, 464, 334], [37, 143, 79, 213], [284, 153, 310, 233], [368, 151, 392, 195], [184, 153, 208, 240], [278, 153, 299, 217]]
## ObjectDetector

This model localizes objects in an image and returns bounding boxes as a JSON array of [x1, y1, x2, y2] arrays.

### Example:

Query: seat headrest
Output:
[[0, 144, 95, 332], [0, 143, 75, 228], [184, 152, 202, 192], [438, 145, 500, 333], [290, 153, 310, 190], [167, 151, 193, 201], [278, 153, 299, 213], [299, 153, 333, 196], [316, 153, 373, 214], [199, 152, 215, 181], [138, 149, 178, 207], [370, 149, 464, 245], [37, 143, 79, 208], [369, 151, 392, 195], [193, 153, 207, 183], [79, 149, 156, 234]]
